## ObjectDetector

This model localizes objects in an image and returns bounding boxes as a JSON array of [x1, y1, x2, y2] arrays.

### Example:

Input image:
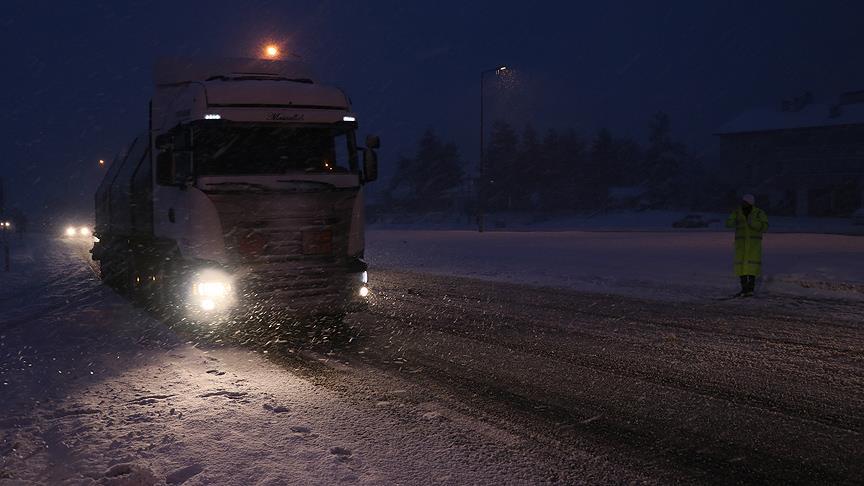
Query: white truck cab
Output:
[[93, 58, 378, 319]]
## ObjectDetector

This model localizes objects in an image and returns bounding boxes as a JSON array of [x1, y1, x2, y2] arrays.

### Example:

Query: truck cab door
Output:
[[152, 130, 226, 262]]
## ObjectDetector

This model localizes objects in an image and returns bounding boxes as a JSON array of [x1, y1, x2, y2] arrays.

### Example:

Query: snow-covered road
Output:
[[2, 233, 863, 484], [1, 237, 601, 485]]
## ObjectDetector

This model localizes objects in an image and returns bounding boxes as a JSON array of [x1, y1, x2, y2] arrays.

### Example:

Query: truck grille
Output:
[[229, 217, 341, 264], [207, 190, 359, 306]]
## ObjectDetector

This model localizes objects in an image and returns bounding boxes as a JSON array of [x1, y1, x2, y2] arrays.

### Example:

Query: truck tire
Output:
[[151, 257, 185, 319], [123, 253, 143, 303], [99, 254, 125, 291]]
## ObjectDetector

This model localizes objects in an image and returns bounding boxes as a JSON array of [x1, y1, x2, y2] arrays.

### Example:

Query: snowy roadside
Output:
[[1, 236, 620, 485], [365, 229, 864, 302], [370, 210, 864, 235]]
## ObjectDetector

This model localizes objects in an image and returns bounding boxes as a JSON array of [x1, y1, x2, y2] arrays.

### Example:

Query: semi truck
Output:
[[92, 57, 379, 321]]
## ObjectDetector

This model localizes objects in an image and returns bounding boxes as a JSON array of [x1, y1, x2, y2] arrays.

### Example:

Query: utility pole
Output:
[[478, 66, 507, 232]]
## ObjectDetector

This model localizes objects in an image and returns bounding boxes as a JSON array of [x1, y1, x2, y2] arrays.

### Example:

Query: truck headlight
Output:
[[194, 281, 229, 298], [358, 271, 369, 297], [190, 269, 235, 312]]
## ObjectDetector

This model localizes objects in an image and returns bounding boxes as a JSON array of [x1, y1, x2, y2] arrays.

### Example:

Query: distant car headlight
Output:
[[190, 269, 235, 312], [65, 226, 77, 237], [359, 285, 369, 298], [79, 227, 91, 236]]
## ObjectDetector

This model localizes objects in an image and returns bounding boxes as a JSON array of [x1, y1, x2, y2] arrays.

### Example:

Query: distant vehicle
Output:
[[92, 57, 379, 322], [672, 214, 713, 228], [852, 208, 864, 225], [63, 225, 92, 239]]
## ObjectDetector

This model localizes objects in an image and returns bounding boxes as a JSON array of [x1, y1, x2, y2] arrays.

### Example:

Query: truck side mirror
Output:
[[362, 134, 380, 182], [362, 147, 378, 183], [365, 134, 380, 150]]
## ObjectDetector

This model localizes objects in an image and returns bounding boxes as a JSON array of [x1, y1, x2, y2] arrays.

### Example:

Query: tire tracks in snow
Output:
[[330, 269, 864, 484]]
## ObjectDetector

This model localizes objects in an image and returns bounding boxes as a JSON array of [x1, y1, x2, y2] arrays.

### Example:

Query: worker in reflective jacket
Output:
[[725, 194, 768, 297]]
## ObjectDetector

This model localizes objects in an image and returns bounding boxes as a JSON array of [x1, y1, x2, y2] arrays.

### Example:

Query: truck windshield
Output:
[[193, 123, 357, 176]]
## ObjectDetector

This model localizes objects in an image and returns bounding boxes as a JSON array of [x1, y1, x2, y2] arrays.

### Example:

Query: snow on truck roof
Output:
[[203, 78, 349, 109], [153, 57, 350, 113], [153, 57, 316, 85]]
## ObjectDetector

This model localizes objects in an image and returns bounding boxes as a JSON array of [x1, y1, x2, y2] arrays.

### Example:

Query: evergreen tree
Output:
[[557, 129, 587, 210], [387, 155, 420, 210], [591, 130, 643, 188], [414, 129, 464, 210], [537, 128, 564, 210], [387, 115, 700, 215], [484, 121, 520, 210], [387, 129, 464, 211], [613, 137, 642, 186], [518, 124, 541, 209], [586, 128, 616, 207], [537, 129, 561, 210], [643, 112, 688, 206]]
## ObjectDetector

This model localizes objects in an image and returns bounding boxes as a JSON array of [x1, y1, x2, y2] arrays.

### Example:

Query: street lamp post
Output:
[[478, 65, 507, 232]]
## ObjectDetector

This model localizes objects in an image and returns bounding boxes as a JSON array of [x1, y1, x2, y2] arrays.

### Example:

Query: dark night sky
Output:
[[1, 0, 863, 221]]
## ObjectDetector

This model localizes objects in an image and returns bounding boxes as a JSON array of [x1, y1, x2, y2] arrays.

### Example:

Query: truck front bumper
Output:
[[235, 259, 369, 318]]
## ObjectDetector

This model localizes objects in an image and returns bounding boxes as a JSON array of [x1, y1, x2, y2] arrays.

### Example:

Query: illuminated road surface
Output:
[[1, 235, 862, 484]]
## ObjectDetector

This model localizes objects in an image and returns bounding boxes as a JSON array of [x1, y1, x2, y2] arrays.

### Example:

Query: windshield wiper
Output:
[[211, 136, 240, 159], [277, 179, 336, 188], [203, 180, 338, 193], [204, 182, 268, 191]]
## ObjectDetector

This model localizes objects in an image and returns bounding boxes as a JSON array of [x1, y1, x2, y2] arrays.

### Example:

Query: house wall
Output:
[[718, 125, 864, 216]]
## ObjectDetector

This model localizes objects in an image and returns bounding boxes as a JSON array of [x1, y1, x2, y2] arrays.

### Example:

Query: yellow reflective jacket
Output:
[[725, 206, 768, 276]]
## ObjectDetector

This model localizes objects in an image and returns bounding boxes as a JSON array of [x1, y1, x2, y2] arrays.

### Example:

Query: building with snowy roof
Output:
[[715, 90, 864, 217]]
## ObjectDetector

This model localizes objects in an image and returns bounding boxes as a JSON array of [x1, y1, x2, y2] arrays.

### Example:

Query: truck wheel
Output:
[[100, 255, 124, 290], [152, 260, 184, 320], [123, 254, 145, 304]]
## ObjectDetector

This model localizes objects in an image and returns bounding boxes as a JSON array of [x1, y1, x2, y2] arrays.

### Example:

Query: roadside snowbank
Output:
[[366, 230, 864, 301], [370, 210, 864, 235]]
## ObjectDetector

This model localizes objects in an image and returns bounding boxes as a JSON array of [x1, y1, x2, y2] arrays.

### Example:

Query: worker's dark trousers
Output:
[[739, 275, 756, 293]]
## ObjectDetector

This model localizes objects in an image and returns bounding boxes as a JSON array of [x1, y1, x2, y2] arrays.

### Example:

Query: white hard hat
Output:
[[742, 194, 755, 205]]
